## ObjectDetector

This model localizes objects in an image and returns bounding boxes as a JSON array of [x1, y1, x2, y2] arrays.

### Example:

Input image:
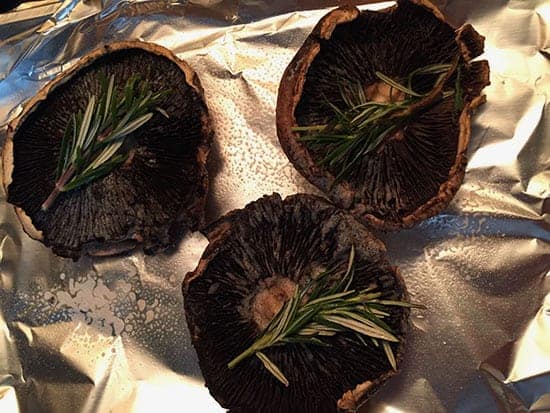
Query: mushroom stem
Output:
[[41, 165, 76, 211]]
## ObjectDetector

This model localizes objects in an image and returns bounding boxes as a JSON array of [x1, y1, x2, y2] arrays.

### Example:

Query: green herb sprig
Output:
[[227, 246, 423, 386], [41, 74, 169, 211], [293, 62, 462, 183]]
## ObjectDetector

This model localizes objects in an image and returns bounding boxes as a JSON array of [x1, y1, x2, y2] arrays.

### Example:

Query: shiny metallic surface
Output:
[[0, 0, 548, 412]]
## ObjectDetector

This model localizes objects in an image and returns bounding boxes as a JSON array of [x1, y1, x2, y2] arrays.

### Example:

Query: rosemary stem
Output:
[[41, 165, 76, 211], [228, 347, 256, 369], [96, 126, 113, 142], [228, 335, 270, 369], [293, 125, 327, 131]]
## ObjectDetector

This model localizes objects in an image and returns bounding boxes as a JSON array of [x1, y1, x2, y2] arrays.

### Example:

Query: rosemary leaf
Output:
[[325, 99, 348, 123], [124, 75, 136, 111], [283, 288, 302, 333], [56, 121, 71, 178], [84, 111, 101, 150], [76, 96, 95, 152], [355, 333, 369, 347], [85, 140, 124, 173], [299, 322, 340, 336], [106, 112, 153, 143], [333, 125, 395, 182], [442, 90, 455, 99], [106, 74, 115, 110], [293, 125, 327, 132], [62, 155, 126, 192], [285, 307, 319, 337], [69, 113, 78, 163], [329, 244, 355, 294], [256, 352, 289, 387], [306, 268, 334, 301], [375, 71, 424, 97], [356, 106, 396, 129], [323, 315, 399, 342], [347, 308, 395, 333], [382, 341, 397, 371], [368, 308, 390, 317], [350, 106, 379, 125], [454, 65, 463, 112], [156, 107, 170, 119], [298, 134, 353, 142], [373, 300, 426, 309], [282, 336, 331, 345], [270, 292, 296, 341], [295, 327, 318, 336], [357, 291, 383, 300]]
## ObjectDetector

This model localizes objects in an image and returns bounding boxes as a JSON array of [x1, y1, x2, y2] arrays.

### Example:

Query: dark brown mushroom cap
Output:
[[3, 42, 213, 259], [276, 0, 490, 230], [184, 193, 409, 413]]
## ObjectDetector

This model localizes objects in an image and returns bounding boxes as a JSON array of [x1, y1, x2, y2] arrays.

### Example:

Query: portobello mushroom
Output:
[[277, 0, 490, 230], [184, 193, 411, 412], [3, 42, 213, 259]]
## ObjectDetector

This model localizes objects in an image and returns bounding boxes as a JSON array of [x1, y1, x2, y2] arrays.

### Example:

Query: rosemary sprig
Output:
[[293, 62, 461, 183], [227, 246, 423, 386], [41, 73, 169, 211]]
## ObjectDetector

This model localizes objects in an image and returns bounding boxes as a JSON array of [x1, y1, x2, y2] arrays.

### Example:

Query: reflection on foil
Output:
[[473, 291, 550, 412], [0, 0, 549, 412]]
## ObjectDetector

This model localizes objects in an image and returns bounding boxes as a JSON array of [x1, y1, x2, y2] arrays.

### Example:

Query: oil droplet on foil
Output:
[[10, 265, 185, 346]]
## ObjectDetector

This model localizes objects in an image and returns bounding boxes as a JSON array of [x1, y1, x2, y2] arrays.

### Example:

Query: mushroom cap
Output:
[[3, 41, 213, 258], [184, 193, 409, 412], [276, 0, 490, 230]]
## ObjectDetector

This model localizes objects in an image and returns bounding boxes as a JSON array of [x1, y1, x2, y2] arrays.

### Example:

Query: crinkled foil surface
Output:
[[0, 0, 548, 412]]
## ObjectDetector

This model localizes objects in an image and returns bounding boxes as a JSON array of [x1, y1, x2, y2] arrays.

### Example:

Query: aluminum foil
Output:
[[0, 0, 548, 412]]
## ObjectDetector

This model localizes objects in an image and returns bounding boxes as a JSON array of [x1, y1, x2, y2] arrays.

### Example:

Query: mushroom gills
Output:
[[184, 194, 410, 412]]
